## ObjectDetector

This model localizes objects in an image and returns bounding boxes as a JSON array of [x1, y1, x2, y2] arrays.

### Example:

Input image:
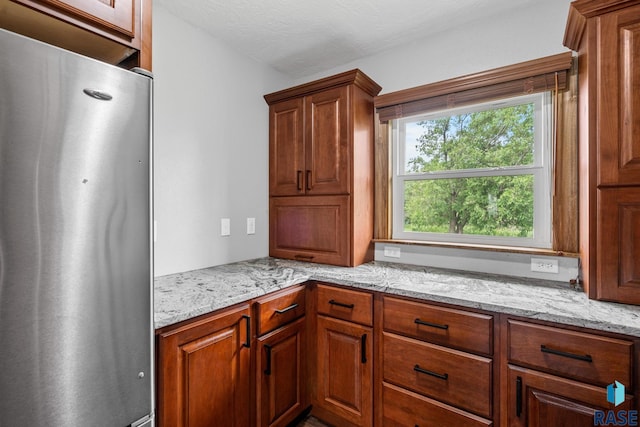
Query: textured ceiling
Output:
[[156, 0, 539, 79]]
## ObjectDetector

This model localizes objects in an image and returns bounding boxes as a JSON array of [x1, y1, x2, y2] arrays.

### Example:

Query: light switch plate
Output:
[[247, 217, 255, 235], [221, 218, 231, 236]]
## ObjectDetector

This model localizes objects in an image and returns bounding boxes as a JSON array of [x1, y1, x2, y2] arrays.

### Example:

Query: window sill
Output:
[[373, 239, 579, 258]]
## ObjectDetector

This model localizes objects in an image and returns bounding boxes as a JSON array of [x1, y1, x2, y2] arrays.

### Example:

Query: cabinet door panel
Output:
[[182, 328, 239, 427], [507, 365, 634, 427], [156, 305, 250, 427], [305, 86, 350, 195], [598, 187, 640, 304], [316, 315, 372, 426], [269, 195, 350, 266], [269, 98, 305, 196], [16, 0, 136, 37], [598, 5, 640, 185], [257, 317, 307, 427]]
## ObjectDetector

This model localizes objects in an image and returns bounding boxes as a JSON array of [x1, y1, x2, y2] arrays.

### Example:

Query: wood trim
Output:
[[564, 0, 640, 50], [552, 59, 579, 253], [264, 69, 382, 105], [377, 71, 566, 122], [373, 118, 391, 240], [139, 0, 151, 70], [374, 52, 573, 110]]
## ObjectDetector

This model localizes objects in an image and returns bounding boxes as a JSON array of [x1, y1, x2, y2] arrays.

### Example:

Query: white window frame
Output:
[[391, 92, 552, 248]]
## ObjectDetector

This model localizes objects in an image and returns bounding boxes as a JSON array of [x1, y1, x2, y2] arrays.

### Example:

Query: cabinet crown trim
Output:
[[564, 0, 640, 49], [264, 68, 382, 104]]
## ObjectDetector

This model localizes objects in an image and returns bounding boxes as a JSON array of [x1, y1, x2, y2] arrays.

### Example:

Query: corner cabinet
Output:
[[264, 70, 382, 267], [0, 0, 151, 69], [564, 0, 640, 304]]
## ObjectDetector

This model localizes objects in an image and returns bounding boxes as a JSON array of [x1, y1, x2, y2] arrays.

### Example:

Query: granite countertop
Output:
[[154, 257, 640, 337]]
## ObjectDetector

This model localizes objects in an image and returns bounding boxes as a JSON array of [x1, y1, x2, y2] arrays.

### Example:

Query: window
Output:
[[391, 92, 552, 248]]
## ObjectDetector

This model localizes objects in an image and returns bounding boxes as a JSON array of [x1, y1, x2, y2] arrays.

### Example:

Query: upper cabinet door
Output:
[[269, 98, 305, 196], [597, 4, 640, 186], [18, 0, 136, 39], [305, 86, 350, 195]]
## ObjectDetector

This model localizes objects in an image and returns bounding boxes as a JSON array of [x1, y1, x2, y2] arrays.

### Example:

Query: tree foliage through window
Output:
[[402, 103, 535, 238]]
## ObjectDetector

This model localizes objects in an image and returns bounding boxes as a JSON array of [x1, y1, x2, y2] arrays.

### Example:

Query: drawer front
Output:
[[255, 286, 306, 336], [383, 296, 493, 355], [507, 320, 633, 387], [382, 382, 492, 427], [383, 332, 492, 419], [316, 284, 373, 326]]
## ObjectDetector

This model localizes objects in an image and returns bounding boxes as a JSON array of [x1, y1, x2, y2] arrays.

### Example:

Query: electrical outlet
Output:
[[247, 217, 255, 235], [531, 258, 558, 274], [384, 246, 401, 258], [221, 218, 231, 236]]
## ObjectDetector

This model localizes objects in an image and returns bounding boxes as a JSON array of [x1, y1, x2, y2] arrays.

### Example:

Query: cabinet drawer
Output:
[[383, 332, 492, 418], [383, 296, 493, 355], [316, 284, 372, 326], [382, 382, 492, 427], [255, 286, 306, 336], [507, 320, 633, 387]]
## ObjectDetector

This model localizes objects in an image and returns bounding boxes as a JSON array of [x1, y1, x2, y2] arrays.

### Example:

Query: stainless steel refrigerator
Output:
[[0, 29, 154, 427]]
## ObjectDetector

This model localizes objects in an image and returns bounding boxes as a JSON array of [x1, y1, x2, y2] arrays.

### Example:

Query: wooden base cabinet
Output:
[[156, 304, 251, 427], [254, 286, 308, 427], [507, 366, 634, 427], [312, 284, 374, 426], [256, 317, 307, 427], [381, 296, 495, 425], [504, 318, 636, 427]]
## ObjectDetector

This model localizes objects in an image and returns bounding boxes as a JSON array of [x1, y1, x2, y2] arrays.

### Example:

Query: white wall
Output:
[[154, 0, 577, 279], [153, 5, 291, 276], [296, 0, 573, 93]]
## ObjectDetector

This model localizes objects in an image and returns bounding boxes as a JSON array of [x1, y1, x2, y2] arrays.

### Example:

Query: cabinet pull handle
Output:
[[329, 299, 355, 309], [306, 170, 312, 191], [413, 364, 448, 380], [242, 315, 251, 348], [275, 303, 299, 314], [516, 376, 522, 417], [264, 344, 272, 376], [294, 254, 314, 261], [361, 334, 367, 363], [296, 170, 303, 191], [414, 318, 449, 330], [540, 345, 593, 362]]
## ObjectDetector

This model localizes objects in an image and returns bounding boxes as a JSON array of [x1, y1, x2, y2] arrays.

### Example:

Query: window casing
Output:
[[391, 92, 552, 248]]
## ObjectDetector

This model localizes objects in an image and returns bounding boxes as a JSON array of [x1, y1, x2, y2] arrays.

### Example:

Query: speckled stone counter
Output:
[[154, 257, 640, 336]]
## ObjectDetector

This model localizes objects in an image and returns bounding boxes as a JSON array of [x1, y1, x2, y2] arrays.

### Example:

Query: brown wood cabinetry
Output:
[[264, 70, 382, 267], [156, 304, 251, 427], [505, 318, 636, 426], [0, 0, 151, 68], [312, 284, 373, 426], [254, 286, 308, 427], [564, 0, 640, 304], [381, 296, 495, 425]]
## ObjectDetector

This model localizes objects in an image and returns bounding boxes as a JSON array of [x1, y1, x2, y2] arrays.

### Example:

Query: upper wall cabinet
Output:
[[0, 0, 151, 69], [265, 70, 382, 267], [564, 0, 640, 305], [268, 87, 350, 197]]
